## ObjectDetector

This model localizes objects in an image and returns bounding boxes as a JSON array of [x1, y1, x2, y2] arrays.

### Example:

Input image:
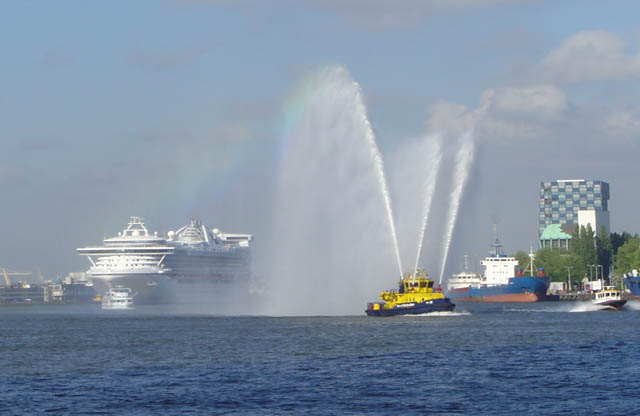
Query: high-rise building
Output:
[[538, 179, 610, 238]]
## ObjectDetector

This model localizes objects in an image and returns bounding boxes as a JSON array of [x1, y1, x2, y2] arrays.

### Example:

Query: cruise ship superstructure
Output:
[[77, 217, 252, 303]]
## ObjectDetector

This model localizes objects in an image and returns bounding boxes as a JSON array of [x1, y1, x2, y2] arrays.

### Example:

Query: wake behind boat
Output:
[[366, 268, 455, 316]]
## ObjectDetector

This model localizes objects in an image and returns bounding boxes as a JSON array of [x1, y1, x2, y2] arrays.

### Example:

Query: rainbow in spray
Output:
[[270, 65, 403, 315]]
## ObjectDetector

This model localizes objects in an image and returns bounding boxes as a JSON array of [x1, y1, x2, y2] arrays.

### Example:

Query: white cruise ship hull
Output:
[[91, 274, 170, 304]]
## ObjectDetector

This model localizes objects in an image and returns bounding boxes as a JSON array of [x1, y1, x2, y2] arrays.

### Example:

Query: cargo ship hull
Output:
[[447, 276, 549, 303], [624, 275, 640, 298], [366, 298, 455, 316]]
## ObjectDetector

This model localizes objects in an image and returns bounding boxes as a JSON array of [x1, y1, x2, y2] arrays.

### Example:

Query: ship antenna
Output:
[[491, 223, 502, 256], [528, 245, 535, 276]]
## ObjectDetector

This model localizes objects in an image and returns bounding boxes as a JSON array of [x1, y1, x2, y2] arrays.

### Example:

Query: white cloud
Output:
[[488, 85, 568, 118], [537, 30, 640, 83], [426, 100, 475, 138], [604, 108, 640, 142], [426, 82, 640, 146], [426, 85, 568, 142]]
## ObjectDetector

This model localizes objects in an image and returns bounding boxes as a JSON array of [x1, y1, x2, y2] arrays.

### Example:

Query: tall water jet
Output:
[[413, 139, 443, 273], [268, 66, 401, 315], [366, 129, 404, 280], [438, 132, 475, 285], [388, 135, 442, 275]]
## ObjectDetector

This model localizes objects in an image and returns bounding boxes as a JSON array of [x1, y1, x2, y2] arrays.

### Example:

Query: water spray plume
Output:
[[413, 139, 443, 274], [271, 66, 402, 315], [362, 119, 404, 279], [438, 133, 475, 285]]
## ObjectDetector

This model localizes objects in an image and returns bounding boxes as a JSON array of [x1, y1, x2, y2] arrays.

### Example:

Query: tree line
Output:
[[514, 226, 640, 284]]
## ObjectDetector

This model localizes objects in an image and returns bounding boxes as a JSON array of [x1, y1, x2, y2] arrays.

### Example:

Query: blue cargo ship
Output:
[[446, 241, 549, 302], [624, 271, 640, 297]]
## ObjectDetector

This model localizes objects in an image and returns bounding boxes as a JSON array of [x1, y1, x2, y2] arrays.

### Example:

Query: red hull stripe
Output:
[[455, 293, 541, 302]]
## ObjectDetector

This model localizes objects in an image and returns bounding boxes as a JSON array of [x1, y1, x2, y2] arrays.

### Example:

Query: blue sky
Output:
[[2, 0, 640, 277]]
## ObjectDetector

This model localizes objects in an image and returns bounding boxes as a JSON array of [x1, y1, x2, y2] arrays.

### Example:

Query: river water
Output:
[[2, 301, 639, 415]]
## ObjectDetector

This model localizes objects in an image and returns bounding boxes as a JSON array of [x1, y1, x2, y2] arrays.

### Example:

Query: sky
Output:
[[2, 0, 640, 279]]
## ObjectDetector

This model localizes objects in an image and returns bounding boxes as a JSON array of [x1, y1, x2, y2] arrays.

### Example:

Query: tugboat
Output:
[[365, 268, 455, 316], [593, 286, 626, 311]]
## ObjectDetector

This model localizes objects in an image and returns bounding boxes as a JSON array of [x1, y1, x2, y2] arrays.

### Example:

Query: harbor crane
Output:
[[2, 268, 32, 287]]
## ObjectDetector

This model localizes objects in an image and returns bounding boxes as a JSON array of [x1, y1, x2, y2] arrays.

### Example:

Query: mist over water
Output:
[[256, 65, 479, 315], [438, 133, 475, 284], [266, 66, 400, 315]]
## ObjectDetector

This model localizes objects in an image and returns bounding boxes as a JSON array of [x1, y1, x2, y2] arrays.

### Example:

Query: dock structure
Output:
[[551, 292, 594, 301]]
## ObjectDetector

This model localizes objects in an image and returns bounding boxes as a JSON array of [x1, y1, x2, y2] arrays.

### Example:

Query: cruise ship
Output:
[[77, 217, 252, 303]]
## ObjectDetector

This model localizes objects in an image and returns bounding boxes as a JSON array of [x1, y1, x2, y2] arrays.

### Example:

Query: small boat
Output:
[[101, 286, 134, 309], [593, 286, 626, 311], [366, 268, 455, 316]]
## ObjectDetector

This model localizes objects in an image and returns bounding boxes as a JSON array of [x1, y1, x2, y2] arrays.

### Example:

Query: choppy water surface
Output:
[[2, 302, 640, 415]]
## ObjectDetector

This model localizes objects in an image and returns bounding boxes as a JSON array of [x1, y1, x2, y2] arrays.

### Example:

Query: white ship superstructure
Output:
[[77, 217, 252, 303], [77, 217, 173, 281], [480, 241, 520, 286], [447, 242, 530, 291], [447, 255, 481, 292], [102, 286, 134, 309]]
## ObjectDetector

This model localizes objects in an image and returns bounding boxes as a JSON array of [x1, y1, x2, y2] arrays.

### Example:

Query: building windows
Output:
[[539, 179, 609, 238]]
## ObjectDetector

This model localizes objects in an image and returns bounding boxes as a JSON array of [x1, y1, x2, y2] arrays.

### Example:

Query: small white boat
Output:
[[101, 286, 134, 309], [593, 286, 626, 311]]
